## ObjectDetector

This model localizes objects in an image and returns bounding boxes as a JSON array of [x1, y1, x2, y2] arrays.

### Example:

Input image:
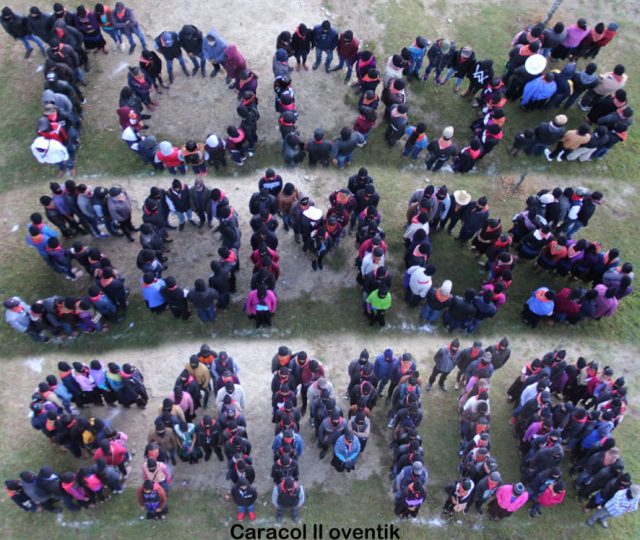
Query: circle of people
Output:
[[6, 166, 634, 343]]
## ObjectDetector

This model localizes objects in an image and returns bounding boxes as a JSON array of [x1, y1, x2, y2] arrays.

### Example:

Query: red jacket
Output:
[[94, 442, 128, 466], [337, 34, 360, 61]]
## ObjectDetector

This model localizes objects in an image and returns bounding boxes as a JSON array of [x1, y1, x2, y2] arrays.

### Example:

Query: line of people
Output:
[[506, 349, 638, 528], [382, 350, 428, 519]]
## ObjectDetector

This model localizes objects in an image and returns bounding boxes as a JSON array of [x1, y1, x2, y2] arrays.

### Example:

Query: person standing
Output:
[[178, 24, 204, 77], [232, 478, 257, 521], [1, 7, 46, 59], [155, 31, 189, 83], [331, 30, 359, 83], [487, 483, 529, 521], [331, 430, 361, 472], [272, 477, 304, 523], [187, 279, 218, 323], [425, 126, 457, 171], [112, 2, 146, 54], [291, 23, 312, 70], [587, 484, 639, 528], [428, 338, 460, 391], [312, 20, 338, 72], [136, 480, 168, 521], [107, 187, 136, 242]]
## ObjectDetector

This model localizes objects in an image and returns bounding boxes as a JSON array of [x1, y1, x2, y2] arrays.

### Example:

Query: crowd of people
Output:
[[6, 359, 144, 513], [507, 348, 637, 528], [6, 3, 630, 174], [5, 340, 639, 528]]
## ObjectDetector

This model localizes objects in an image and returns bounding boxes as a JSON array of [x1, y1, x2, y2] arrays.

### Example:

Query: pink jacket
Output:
[[170, 391, 194, 416], [246, 289, 277, 315], [496, 485, 529, 512]]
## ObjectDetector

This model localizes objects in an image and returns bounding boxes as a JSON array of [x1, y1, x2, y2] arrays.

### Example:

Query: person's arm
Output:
[[156, 485, 167, 511]]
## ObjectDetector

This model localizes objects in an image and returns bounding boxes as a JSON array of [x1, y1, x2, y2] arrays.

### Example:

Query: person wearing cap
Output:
[[420, 279, 453, 331], [331, 430, 361, 472], [428, 339, 460, 392], [458, 196, 489, 244], [1, 7, 46, 59], [305, 129, 332, 166], [425, 126, 457, 171], [330, 29, 359, 83], [385, 103, 409, 147], [365, 284, 392, 327], [112, 2, 146, 54], [137, 479, 168, 520], [487, 483, 529, 520], [331, 127, 365, 169], [272, 476, 304, 523], [3, 297, 32, 336], [423, 38, 455, 83], [587, 484, 640, 528], [443, 477, 474, 516], [154, 30, 189, 84], [373, 348, 397, 397], [531, 114, 567, 157], [232, 478, 257, 522], [312, 20, 339, 72], [443, 46, 475, 92], [404, 36, 429, 81]]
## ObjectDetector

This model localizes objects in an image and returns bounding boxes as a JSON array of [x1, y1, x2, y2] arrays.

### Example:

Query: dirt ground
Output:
[[6, 334, 638, 497]]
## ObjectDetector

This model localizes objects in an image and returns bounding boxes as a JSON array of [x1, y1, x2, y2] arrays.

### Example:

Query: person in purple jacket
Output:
[[592, 284, 619, 319], [112, 1, 146, 54], [557, 18, 590, 59]]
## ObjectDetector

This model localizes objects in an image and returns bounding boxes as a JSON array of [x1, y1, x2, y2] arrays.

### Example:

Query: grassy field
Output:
[[0, 0, 638, 539]]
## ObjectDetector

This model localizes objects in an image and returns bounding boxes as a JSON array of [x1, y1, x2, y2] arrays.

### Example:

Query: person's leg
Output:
[[133, 25, 147, 50], [453, 77, 463, 91], [410, 146, 423, 160], [324, 49, 334, 71], [443, 67, 456, 82], [345, 59, 354, 81], [587, 507, 612, 527], [177, 55, 189, 76], [312, 48, 322, 69], [432, 158, 446, 171], [425, 154, 436, 170], [427, 366, 440, 387], [166, 58, 175, 82], [28, 34, 46, 56], [438, 370, 449, 389], [566, 221, 583, 239]]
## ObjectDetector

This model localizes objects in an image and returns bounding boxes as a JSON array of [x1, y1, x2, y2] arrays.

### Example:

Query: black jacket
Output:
[[187, 287, 218, 309], [178, 25, 203, 54], [1, 12, 29, 38], [155, 32, 182, 60], [534, 122, 565, 146], [26, 11, 54, 41], [447, 296, 477, 322]]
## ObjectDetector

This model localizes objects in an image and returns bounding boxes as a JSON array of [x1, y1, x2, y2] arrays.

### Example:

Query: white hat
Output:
[[442, 126, 454, 139], [453, 190, 472, 205], [525, 54, 547, 76], [440, 280, 452, 295], [303, 206, 323, 221], [539, 193, 554, 204], [158, 140, 173, 156], [575, 186, 590, 196]]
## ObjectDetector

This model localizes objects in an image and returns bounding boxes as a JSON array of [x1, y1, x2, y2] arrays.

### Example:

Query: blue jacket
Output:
[[141, 278, 166, 309], [407, 44, 427, 64], [25, 235, 50, 258], [334, 435, 361, 462], [521, 77, 557, 106], [527, 288, 554, 316], [202, 28, 227, 63], [374, 353, 396, 382], [272, 432, 304, 457], [313, 25, 338, 51]]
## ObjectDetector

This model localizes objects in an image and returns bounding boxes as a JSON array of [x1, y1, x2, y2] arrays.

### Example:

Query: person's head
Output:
[[613, 64, 625, 76]]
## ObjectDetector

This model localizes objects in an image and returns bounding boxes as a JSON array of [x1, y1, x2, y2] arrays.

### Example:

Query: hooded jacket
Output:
[[202, 28, 227, 62]]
